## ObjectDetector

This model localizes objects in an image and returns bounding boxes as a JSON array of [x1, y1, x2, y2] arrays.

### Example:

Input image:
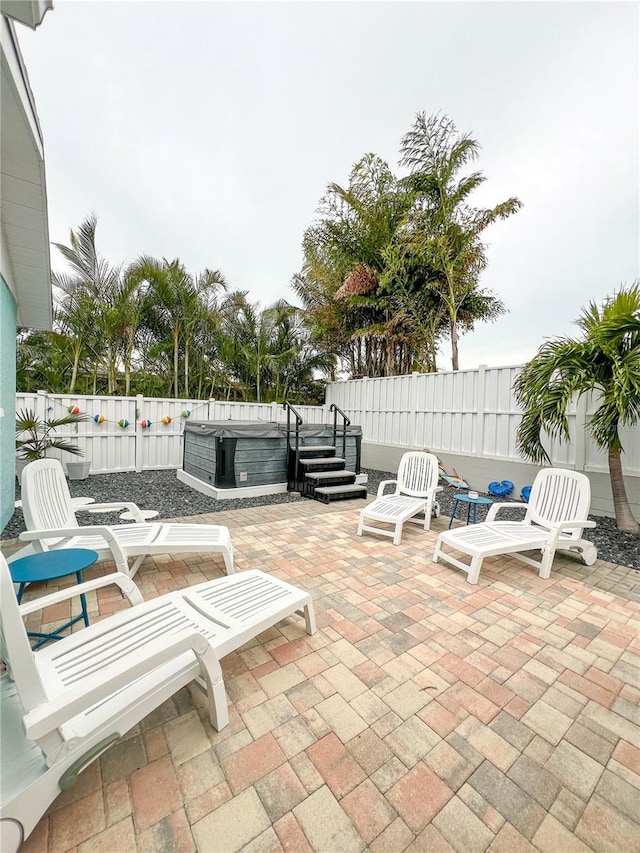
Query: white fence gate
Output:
[[15, 393, 327, 474], [325, 365, 640, 476]]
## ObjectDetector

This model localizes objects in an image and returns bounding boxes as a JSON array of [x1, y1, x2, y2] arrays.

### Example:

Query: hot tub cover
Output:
[[184, 420, 362, 439]]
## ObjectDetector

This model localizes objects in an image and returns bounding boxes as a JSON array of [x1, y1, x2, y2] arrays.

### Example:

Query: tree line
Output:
[[17, 112, 522, 401]]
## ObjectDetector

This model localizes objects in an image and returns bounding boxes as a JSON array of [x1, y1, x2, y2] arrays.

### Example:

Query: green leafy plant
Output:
[[15, 408, 90, 461], [514, 284, 640, 534]]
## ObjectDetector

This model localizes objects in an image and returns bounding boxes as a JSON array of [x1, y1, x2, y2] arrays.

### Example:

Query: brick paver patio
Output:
[[4, 496, 639, 852]]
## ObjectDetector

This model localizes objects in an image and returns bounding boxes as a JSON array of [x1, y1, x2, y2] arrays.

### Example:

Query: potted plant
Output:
[[15, 407, 90, 483]]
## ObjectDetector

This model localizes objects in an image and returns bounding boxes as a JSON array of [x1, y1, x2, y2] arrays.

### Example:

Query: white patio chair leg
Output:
[[423, 499, 432, 532], [299, 602, 316, 635], [393, 522, 403, 545], [128, 555, 145, 577], [538, 545, 554, 580], [432, 539, 442, 563], [356, 513, 365, 537], [198, 648, 229, 731], [467, 555, 484, 584], [222, 546, 234, 575]]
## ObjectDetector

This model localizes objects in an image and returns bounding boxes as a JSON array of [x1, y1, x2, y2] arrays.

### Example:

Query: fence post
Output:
[[361, 377, 369, 442], [271, 402, 278, 422], [411, 372, 420, 448], [135, 394, 144, 473], [476, 365, 487, 458], [36, 389, 49, 425], [573, 393, 588, 472]]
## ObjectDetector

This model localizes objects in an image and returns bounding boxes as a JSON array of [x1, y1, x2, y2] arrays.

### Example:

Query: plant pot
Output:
[[66, 461, 91, 481], [15, 459, 29, 486]]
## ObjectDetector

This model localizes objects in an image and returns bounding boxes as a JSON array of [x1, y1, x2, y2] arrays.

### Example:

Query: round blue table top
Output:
[[452, 493, 493, 506], [9, 548, 99, 583]]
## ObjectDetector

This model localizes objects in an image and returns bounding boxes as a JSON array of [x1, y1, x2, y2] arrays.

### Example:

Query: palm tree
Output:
[[52, 214, 123, 391], [400, 113, 521, 370], [297, 154, 417, 377], [131, 257, 226, 398], [16, 330, 78, 392], [514, 285, 640, 534]]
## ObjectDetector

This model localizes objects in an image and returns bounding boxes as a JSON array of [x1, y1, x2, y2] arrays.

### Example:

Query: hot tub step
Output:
[[296, 445, 336, 457], [313, 484, 368, 504], [305, 470, 357, 482], [303, 471, 358, 498], [298, 457, 346, 471]]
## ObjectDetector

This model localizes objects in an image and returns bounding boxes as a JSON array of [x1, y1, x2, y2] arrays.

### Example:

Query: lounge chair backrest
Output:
[[525, 468, 591, 541], [21, 459, 79, 540], [0, 553, 48, 713], [396, 452, 440, 499]]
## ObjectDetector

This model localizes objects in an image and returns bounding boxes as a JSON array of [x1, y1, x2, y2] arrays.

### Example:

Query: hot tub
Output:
[[178, 420, 362, 500]]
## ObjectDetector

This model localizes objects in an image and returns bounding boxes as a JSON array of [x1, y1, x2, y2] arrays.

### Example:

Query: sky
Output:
[[17, 0, 640, 371]]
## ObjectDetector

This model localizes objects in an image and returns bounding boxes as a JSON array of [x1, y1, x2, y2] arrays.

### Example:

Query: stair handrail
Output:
[[329, 403, 350, 464], [283, 402, 304, 491]]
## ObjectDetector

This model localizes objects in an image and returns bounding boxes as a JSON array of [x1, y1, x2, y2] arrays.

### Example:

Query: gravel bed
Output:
[[4, 467, 638, 571]]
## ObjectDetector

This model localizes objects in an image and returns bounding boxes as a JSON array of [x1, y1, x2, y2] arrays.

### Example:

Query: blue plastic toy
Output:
[[521, 485, 532, 503], [487, 480, 514, 498]]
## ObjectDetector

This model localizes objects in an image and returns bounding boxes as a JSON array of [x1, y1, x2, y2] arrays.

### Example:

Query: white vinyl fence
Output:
[[16, 364, 640, 479], [325, 365, 640, 477], [15, 393, 327, 474]]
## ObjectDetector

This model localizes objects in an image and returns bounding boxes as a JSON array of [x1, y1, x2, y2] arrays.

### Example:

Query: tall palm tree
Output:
[[53, 286, 100, 393], [400, 113, 522, 370], [131, 257, 226, 398], [52, 214, 120, 391], [297, 154, 417, 377], [183, 268, 227, 396], [514, 285, 640, 534]]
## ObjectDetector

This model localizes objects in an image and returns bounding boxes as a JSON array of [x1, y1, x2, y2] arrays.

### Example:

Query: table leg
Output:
[[17, 571, 90, 649], [76, 570, 89, 627], [466, 504, 472, 524], [448, 500, 458, 529], [472, 504, 477, 524]]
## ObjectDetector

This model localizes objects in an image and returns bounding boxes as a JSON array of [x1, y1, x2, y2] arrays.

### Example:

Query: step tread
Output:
[[296, 445, 336, 453], [305, 470, 357, 481], [314, 484, 368, 495], [298, 457, 346, 466]]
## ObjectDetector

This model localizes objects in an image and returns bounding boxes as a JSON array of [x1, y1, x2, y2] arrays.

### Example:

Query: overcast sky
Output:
[[18, 0, 639, 370]]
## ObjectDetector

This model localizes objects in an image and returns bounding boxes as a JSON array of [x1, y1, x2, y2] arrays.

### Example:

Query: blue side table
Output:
[[9, 549, 99, 649], [448, 494, 493, 529]]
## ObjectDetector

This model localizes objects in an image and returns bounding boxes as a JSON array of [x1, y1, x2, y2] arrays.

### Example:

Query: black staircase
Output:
[[283, 402, 367, 504]]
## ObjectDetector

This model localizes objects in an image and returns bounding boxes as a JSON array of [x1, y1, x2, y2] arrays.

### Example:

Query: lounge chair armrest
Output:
[[486, 502, 527, 522], [377, 479, 398, 497], [544, 519, 597, 548], [19, 525, 120, 547], [18, 573, 143, 616], [77, 502, 146, 521], [24, 630, 219, 740], [553, 520, 596, 530], [18, 526, 129, 571]]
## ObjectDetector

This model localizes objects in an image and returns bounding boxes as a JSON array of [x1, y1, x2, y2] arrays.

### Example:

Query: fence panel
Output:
[[14, 393, 330, 473], [326, 366, 639, 476], [16, 378, 640, 477]]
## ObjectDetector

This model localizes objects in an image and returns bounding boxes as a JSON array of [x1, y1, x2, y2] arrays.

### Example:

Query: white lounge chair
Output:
[[0, 552, 315, 849], [357, 452, 442, 545], [14, 459, 233, 577], [432, 468, 597, 584]]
